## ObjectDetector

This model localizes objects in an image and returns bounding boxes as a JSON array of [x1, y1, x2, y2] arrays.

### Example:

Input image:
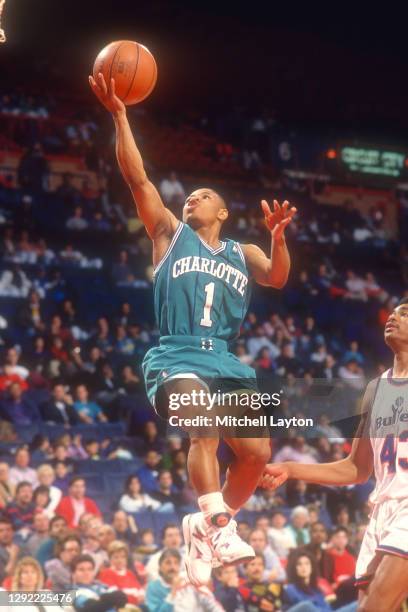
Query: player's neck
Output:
[[195, 226, 222, 250], [392, 351, 408, 377]]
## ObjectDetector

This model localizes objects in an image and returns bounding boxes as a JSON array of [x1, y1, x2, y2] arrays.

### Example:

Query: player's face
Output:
[[183, 189, 228, 228], [384, 304, 408, 349]]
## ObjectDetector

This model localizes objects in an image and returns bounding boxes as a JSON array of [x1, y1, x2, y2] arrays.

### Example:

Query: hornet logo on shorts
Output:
[[201, 338, 214, 351]]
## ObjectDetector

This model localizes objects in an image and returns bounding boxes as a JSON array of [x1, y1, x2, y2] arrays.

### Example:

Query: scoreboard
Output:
[[340, 146, 406, 178]]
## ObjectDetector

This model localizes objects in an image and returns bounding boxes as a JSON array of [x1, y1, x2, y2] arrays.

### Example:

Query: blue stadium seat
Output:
[[129, 511, 154, 531]]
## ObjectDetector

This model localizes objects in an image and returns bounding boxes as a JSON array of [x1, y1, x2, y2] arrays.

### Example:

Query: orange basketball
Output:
[[93, 40, 157, 105]]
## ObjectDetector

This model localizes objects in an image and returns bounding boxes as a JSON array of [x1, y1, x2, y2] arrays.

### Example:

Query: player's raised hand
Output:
[[258, 463, 290, 490], [261, 199, 297, 241], [88, 73, 126, 117]]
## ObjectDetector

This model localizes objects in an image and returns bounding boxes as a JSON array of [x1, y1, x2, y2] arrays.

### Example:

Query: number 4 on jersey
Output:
[[380, 432, 408, 472]]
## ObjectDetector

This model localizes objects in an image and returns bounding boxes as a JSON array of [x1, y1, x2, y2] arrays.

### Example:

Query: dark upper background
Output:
[[1, 1, 407, 137]]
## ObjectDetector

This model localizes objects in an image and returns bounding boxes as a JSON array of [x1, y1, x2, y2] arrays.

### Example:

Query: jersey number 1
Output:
[[200, 282, 215, 327]]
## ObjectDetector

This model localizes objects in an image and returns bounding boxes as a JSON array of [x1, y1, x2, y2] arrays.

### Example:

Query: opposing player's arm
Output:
[[241, 200, 296, 288], [89, 74, 178, 242], [260, 379, 377, 489]]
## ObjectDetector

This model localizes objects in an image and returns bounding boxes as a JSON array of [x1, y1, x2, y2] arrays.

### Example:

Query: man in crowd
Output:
[[8, 447, 38, 487], [55, 476, 102, 529], [45, 533, 81, 590], [71, 553, 127, 611]]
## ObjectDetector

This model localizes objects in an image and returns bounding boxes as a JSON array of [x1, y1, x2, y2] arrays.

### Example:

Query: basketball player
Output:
[[260, 298, 408, 611], [89, 73, 296, 585]]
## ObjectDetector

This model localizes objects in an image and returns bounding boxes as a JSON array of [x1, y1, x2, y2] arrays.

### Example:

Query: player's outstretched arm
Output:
[[89, 74, 178, 242], [242, 200, 296, 289], [260, 380, 376, 490]]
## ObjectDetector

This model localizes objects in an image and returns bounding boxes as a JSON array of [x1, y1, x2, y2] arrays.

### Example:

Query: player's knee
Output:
[[238, 439, 270, 466]]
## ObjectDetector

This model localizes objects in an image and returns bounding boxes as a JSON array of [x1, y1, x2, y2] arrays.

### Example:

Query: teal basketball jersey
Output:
[[153, 222, 251, 342]]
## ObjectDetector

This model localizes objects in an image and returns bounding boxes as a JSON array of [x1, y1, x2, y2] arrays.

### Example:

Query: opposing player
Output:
[[89, 73, 296, 585], [260, 298, 408, 611]]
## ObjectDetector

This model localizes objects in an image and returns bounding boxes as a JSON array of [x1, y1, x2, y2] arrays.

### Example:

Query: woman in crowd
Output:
[[284, 551, 331, 611], [118, 475, 160, 513], [36, 464, 62, 515], [98, 540, 145, 606]]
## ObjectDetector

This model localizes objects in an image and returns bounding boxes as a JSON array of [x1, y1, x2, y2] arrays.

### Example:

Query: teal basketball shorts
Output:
[[142, 335, 258, 416]]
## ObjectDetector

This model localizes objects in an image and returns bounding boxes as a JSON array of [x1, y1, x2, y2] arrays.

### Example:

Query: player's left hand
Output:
[[261, 199, 297, 241], [258, 463, 290, 490]]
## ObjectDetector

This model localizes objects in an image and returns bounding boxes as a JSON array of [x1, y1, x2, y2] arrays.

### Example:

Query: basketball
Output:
[[93, 40, 157, 105]]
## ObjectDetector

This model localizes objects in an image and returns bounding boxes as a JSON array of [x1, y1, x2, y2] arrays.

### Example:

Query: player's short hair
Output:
[[398, 297, 408, 307]]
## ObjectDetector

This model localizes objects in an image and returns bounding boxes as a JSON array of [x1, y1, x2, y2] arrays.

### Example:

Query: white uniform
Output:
[[356, 369, 408, 585]]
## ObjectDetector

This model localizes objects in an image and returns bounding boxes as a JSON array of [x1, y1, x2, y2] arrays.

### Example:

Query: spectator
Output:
[[35, 515, 67, 567], [274, 436, 318, 465], [151, 470, 182, 512], [344, 270, 367, 301], [66, 206, 89, 231], [247, 326, 280, 361], [0, 382, 41, 426], [0, 518, 21, 583], [40, 383, 78, 425], [55, 476, 102, 528], [248, 529, 286, 583], [4, 347, 29, 379], [71, 553, 127, 611], [138, 420, 164, 454], [9, 448, 38, 488], [213, 564, 245, 612], [112, 250, 132, 284], [284, 551, 331, 611], [342, 341, 365, 366], [295, 521, 335, 585], [6, 556, 45, 593], [45, 534, 81, 590], [145, 524, 184, 581], [327, 527, 356, 587], [239, 554, 284, 612], [111, 510, 138, 547], [5, 481, 35, 532], [17, 143, 49, 193], [73, 383, 107, 424], [338, 360, 365, 392], [71, 553, 128, 611], [25, 512, 50, 557], [159, 172, 186, 206], [267, 510, 296, 559], [0, 366, 28, 394], [0, 265, 31, 297], [136, 450, 162, 494], [0, 463, 15, 509], [286, 506, 311, 547], [98, 540, 145, 606], [118, 475, 160, 513]]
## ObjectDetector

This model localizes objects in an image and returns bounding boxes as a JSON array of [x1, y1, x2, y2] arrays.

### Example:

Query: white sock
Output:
[[198, 492, 228, 525], [224, 501, 239, 517]]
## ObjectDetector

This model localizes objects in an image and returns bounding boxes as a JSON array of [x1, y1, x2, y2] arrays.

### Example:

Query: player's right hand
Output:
[[88, 73, 126, 117], [258, 463, 290, 490]]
